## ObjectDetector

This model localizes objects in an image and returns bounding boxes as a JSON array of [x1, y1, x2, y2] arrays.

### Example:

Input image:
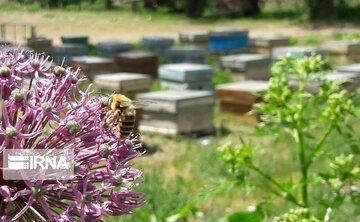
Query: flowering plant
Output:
[[0, 48, 144, 221]]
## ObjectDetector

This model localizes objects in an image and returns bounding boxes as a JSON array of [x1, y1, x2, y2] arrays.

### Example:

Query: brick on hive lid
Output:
[[215, 80, 268, 116], [179, 31, 209, 46], [97, 40, 132, 57], [71, 56, 114, 82], [115, 51, 158, 78], [219, 54, 271, 81], [166, 46, 208, 64], [94, 73, 152, 96], [27, 37, 53, 55], [61, 34, 89, 47], [136, 90, 215, 135], [337, 63, 360, 75], [272, 46, 324, 60]]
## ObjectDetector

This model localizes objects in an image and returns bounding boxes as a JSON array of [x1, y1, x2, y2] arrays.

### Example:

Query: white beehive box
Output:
[[94, 73, 152, 96], [289, 72, 360, 93], [250, 36, 290, 55], [159, 63, 213, 90], [179, 31, 209, 46], [337, 63, 360, 75], [272, 46, 324, 60], [166, 46, 208, 64], [322, 40, 360, 63], [136, 90, 215, 135], [219, 54, 271, 81]]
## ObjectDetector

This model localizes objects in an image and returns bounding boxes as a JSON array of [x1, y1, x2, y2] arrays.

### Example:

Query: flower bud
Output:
[[5, 127, 18, 138], [31, 59, 40, 70], [99, 144, 111, 158], [0, 66, 11, 77], [66, 121, 80, 134], [11, 89, 24, 102], [54, 66, 66, 76], [41, 102, 52, 112], [32, 186, 43, 199]]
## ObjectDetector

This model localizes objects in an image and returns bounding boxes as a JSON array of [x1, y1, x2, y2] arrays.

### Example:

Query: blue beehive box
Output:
[[98, 40, 132, 57], [142, 36, 174, 55], [209, 27, 249, 53], [53, 44, 88, 64], [166, 46, 207, 64], [159, 63, 213, 90]]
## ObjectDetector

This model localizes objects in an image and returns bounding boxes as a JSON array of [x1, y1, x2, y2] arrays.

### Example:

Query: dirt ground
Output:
[[0, 10, 359, 45]]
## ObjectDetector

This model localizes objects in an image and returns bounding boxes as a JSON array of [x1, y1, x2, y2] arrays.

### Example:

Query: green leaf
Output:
[[227, 211, 262, 222]]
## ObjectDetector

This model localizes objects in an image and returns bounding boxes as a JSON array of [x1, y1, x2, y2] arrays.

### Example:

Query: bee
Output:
[[104, 94, 152, 139]]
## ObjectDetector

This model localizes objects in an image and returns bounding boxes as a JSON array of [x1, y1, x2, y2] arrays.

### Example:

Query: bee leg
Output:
[[105, 110, 120, 127]]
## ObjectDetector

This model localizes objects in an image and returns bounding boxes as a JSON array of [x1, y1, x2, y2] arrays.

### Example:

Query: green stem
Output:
[[295, 124, 309, 208], [305, 125, 334, 168], [251, 164, 304, 207]]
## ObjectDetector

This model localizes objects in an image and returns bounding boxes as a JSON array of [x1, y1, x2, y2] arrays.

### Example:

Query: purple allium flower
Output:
[[0, 47, 145, 221]]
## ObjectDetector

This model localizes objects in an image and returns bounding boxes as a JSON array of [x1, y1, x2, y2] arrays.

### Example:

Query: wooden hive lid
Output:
[[159, 63, 213, 82], [337, 63, 360, 74]]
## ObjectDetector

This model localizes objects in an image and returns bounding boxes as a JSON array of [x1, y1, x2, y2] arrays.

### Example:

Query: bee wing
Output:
[[131, 100, 156, 109]]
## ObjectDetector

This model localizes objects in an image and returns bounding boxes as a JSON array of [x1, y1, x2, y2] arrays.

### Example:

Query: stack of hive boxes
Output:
[[159, 63, 213, 90], [209, 27, 249, 54], [27, 37, 53, 55], [215, 80, 269, 120], [136, 90, 215, 136], [219, 54, 271, 81], [166, 46, 207, 64], [322, 41, 360, 63], [250, 36, 290, 55], [142, 37, 174, 55], [115, 51, 158, 78], [338, 63, 360, 75], [98, 40, 132, 57], [71, 56, 114, 82], [179, 31, 209, 47]]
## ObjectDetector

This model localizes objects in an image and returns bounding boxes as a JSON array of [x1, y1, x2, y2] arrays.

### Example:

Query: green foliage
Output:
[[219, 55, 360, 221], [226, 211, 262, 222], [212, 69, 233, 87], [333, 32, 360, 41]]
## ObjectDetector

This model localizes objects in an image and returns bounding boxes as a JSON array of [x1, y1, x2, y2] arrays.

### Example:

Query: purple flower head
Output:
[[0, 47, 145, 221]]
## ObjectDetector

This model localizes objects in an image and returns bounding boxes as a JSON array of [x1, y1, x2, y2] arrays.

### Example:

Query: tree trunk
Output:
[[307, 0, 336, 20], [106, 0, 113, 9]]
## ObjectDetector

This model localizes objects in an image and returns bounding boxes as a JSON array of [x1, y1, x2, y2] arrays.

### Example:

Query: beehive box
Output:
[[289, 72, 360, 93], [337, 63, 360, 75], [98, 40, 132, 57], [61, 35, 88, 47], [209, 27, 249, 54], [159, 63, 213, 90], [272, 46, 324, 60], [27, 37, 53, 55], [141, 37, 174, 55], [219, 54, 271, 81], [179, 31, 209, 47], [250, 36, 290, 55], [322, 41, 360, 63], [136, 90, 215, 136], [215, 81, 268, 118], [53, 44, 88, 64], [166, 46, 207, 64], [0, 39, 12, 46], [115, 51, 158, 78], [94, 73, 152, 97], [71, 56, 114, 82]]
